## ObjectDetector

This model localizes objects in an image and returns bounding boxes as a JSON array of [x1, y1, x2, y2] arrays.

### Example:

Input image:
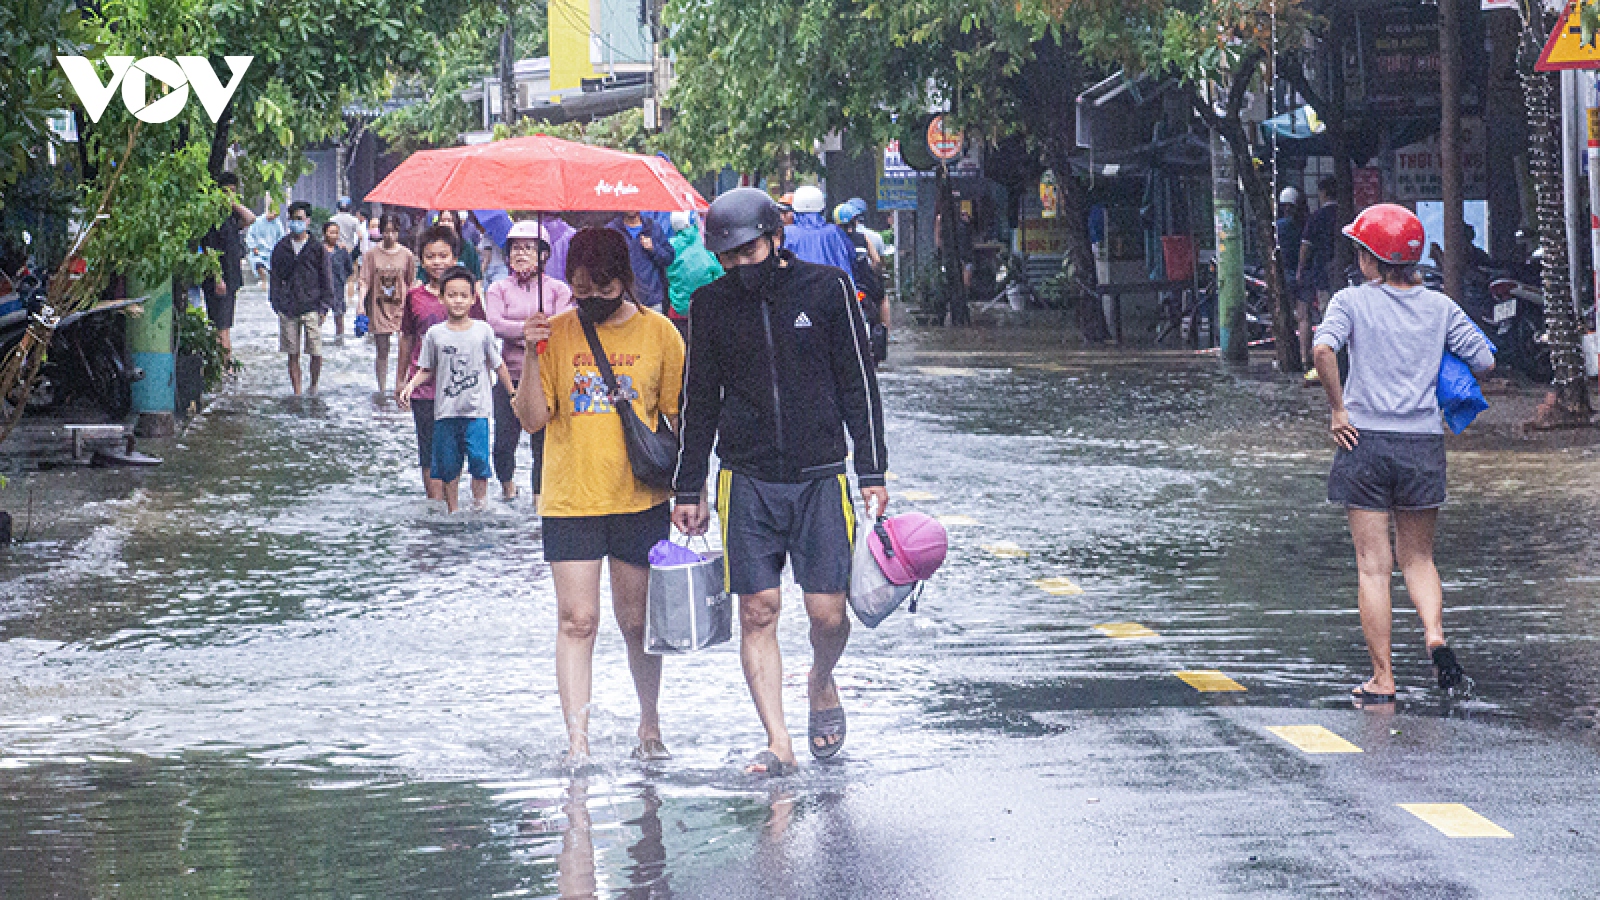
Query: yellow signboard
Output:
[[1537, 2, 1600, 71]]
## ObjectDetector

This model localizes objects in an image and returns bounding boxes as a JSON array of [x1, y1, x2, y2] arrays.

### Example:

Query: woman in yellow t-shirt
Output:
[[513, 227, 686, 763]]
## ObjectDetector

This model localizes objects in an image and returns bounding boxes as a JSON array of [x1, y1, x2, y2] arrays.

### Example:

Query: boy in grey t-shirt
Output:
[[399, 267, 513, 512]]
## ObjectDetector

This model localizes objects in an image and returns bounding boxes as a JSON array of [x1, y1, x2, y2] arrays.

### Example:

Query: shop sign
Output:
[[1393, 119, 1487, 202], [927, 115, 965, 161]]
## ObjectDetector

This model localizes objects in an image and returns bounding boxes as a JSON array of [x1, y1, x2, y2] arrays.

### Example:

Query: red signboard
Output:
[[926, 115, 964, 161]]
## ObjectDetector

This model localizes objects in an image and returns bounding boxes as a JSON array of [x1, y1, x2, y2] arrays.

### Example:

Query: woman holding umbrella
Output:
[[485, 220, 573, 504]]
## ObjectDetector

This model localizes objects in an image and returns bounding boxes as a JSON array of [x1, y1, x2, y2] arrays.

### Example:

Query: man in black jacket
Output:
[[269, 201, 335, 395], [673, 188, 889, 776]]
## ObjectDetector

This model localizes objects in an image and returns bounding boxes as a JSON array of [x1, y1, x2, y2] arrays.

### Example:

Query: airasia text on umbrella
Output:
[[594, 180, 641, 197], [56, 56, 252, 124]]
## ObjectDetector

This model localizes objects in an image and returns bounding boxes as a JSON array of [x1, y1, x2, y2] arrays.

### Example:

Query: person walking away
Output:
[[673, 188, 888, 776], [610, 211, 675, 311], [359, 214, 417, 393], [322, 221, 355, 338], [511, 227, 685, 763], [268, 202, 335, 396], [331, 197, 362, 263], [485, 220, 573, 504], [1276, 187, 1306, 361], [399, 266, 513, 513], [200, 172, 255, 360], [845, 197, 886, 271], [398, 225, 485, 500], [665, 210, 723, 342], [247, 203, 284, 287], [1311, 203, 1493, 703], [1298, 177, 1341, 382], [836, 205, 890, 363], [783, 186, 857, 289]]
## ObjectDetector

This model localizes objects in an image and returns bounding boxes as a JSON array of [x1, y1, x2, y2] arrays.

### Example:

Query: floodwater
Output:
[[3, 290, 1600, 897]]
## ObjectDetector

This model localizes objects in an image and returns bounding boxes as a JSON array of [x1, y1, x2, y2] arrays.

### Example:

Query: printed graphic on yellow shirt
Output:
[[570, 369, 637, 415]]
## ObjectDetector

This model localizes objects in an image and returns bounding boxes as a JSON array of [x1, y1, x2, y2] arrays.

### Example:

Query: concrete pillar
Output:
[[127, 276, 175, 435]]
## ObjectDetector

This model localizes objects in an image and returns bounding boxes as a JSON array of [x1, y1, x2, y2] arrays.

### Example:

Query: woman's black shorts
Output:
[[1328, 430, 1447, 511]]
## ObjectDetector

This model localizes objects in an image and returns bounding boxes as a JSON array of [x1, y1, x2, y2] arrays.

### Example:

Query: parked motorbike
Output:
[[1482, 275, 1552, 383], [0, 265, 143, 420]]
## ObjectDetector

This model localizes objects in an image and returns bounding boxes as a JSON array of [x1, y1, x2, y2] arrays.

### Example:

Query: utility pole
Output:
[[1210, 127, 1247, 363], [1439, 0, 1464, 301], [499, 0, 518, 127]]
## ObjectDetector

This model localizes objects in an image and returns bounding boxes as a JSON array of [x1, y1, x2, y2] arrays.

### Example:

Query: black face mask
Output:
[[576, 295, 626, 323], [736, 238, 781, 295]]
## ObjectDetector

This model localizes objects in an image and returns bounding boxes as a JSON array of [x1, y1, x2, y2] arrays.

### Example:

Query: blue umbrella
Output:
[[473, 209, 514, 248]]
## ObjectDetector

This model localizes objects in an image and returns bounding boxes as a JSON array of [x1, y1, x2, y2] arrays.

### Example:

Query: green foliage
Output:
[[661, 0, 1071, 176], [177, 304, 241, 390], [0, 0, 100, 209], [501, 108, 657, 154], [58, 0, 464, 301], [81, 139, 226, 290]]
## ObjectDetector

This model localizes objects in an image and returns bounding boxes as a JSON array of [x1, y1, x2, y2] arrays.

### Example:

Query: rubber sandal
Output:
[[1431, 645, 1466, 692], [631, 738, 671, 762], [808, 706, 847, 760], [1351, 683, 1396, 704], [745, 749, 797, 777]]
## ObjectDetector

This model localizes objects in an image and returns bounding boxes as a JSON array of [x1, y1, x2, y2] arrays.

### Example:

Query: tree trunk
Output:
[[1049, 143, 1109, 343], [1522, 9, 1593, 426], [499, 0, 518, 126], [206, 105, 234, 180], [1193, 48, 1296, 369], [1440, 0, 1465, 302]]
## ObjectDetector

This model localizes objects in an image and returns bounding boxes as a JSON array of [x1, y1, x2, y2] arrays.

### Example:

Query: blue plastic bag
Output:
[[1438, 351, 1488, 434], [353, 313, 369, 337]]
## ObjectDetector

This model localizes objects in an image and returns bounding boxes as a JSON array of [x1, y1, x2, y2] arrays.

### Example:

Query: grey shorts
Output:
[[1328, 430, 1447, 511], [716, 470, 857, 595]]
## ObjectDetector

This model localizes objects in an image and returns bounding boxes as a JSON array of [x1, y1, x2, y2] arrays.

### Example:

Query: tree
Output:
[[1041, 0, 1310, 370], [663, 0, 1115, 332]]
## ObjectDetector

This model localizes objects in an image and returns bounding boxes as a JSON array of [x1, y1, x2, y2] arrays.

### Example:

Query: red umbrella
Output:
[[364, 134, 708, 212]]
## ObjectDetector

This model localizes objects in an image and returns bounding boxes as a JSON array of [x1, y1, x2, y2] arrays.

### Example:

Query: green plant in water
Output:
[[177, 305, 240, 392]]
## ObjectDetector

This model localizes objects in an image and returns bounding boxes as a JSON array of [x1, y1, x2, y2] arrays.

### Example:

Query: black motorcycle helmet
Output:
[[703, 188, 785, 254]]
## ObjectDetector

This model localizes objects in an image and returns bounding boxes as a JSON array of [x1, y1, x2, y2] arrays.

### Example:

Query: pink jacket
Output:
[[484, 274, 574, 381]]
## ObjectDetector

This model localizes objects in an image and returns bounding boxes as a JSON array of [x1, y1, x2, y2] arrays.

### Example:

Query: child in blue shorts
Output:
[[399, 266, 514, 512]]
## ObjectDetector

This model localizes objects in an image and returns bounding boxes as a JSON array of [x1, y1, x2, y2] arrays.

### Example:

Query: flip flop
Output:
[[745, 749, 797, 777], [1431, 645, 1466, 692], [1351, 683, 1396, 704], [808, 706, 847, 760], [631, 738, 671, 762]]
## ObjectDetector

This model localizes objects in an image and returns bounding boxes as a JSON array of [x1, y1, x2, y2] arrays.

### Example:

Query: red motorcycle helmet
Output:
[[1342, 203, 1426, 265]]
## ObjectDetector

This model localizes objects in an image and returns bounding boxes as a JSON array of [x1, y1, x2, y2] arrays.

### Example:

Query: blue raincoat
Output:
[[784, 213, 857, 289]]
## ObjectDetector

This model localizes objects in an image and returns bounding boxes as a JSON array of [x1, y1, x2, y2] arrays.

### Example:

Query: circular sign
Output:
[[926, 115, 965, 162]]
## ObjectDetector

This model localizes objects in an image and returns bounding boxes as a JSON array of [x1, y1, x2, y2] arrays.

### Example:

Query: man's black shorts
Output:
[[717, 470, 856, 595], [542, 503, 670, 568], [1328, 430, 1447, 511], [205, 284, 238, 330]]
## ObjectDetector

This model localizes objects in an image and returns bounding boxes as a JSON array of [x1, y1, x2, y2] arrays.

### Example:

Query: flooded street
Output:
[[4, 289, 1600, 897]]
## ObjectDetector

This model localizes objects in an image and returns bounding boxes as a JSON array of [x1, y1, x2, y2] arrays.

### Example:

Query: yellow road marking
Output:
[[1174, 670, 1246, 692], [1398, 804, 1513, 838], [884, 472, 900, 481], [901, 490, 937, 501], [1095, 622, 1158, 639], [1033, 577, 1084, 595], [937, 514, 979, 527], [915, 366, 981, 377], [1266, 725, 1362, 754], [981, 541, 1029, 558]]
